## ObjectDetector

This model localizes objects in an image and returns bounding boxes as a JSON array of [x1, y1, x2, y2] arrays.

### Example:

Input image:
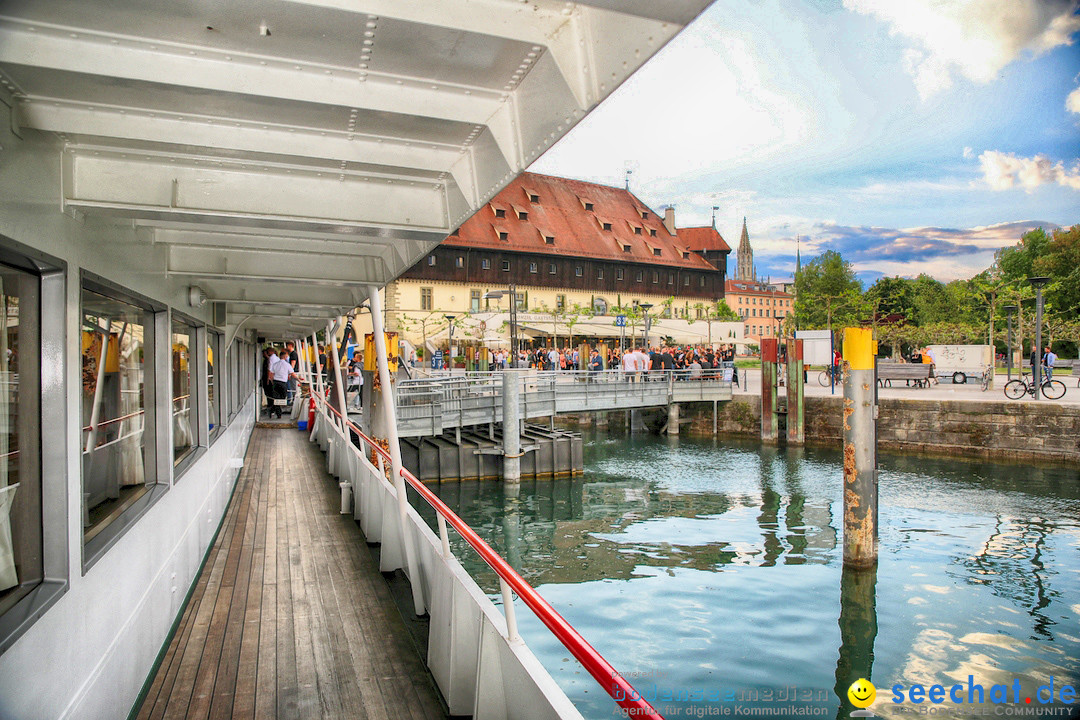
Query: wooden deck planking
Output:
[[134, 428, 447, 720]]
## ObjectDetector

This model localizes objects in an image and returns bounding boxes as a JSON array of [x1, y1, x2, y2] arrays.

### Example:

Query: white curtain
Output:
[[0, 483, 18, 591]]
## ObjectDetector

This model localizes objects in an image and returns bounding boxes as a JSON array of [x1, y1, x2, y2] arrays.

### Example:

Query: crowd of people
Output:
[[478, 343, 741, 381]]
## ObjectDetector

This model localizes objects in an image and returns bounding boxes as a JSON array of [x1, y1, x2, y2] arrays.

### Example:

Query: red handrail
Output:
[[314, 396, 663, 718]]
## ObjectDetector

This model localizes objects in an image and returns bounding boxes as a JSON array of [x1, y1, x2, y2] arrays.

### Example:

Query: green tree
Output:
[[996, 226, 1052, 284], [793, 250, 862, 329], [1033, 225, 1080, 316]]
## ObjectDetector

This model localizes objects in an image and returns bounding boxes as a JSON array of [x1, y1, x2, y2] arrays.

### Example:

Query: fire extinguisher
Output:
[[307, 395, 316, 431]]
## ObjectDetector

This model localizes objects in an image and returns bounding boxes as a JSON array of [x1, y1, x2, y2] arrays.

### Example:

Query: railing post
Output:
[[786, 337, 805, 445], [760, 338, 779, 444], [368, 285, 426, 615]]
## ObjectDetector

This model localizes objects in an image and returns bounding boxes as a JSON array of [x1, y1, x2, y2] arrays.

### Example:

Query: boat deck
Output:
[[135, 427, 446, 720]]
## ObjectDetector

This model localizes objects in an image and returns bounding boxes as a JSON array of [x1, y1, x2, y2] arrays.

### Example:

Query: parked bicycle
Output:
[[817, 365, 842, 387], [1003, 371, 1066, 400], [980, 365, 993, 392]]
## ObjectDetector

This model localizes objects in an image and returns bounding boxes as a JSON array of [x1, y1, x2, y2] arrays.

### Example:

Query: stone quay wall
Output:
[[679, 396, 1080, 464]]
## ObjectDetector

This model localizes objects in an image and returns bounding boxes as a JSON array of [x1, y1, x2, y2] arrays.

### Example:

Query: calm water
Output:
[[414, 432, 1080, 719]]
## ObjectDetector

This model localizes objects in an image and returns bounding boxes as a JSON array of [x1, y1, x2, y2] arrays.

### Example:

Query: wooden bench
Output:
[[877, 364, 932, 388]]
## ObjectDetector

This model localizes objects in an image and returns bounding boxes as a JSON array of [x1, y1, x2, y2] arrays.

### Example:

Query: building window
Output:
[[518, 210, 528, 220], [668, 273, 674, 284], [622, 244, 632, 253], [641, 211, 649, 220], [498, 231, 509, 241], [696, 307, 704, 319], [636, 271, 643, 283], [649, 228, 657, 237], [575, 265, 583, 277], [529, 193, 540, 203], [699, 276, 705, 287], [593, 297, 608, 315], [684, 276, 690, 286], [652, 271, 659, 284], [556, 294, 566, 312], [427, 255, 436, 266], [502, 260, 510, 272], [682, 251, 690, 259], [634, 226, 642, 235], [653, 248, 662, 256], [529, 262, 537, 274], [81, 283, 159, 553], [455, 256, 464, 268], [602, 222, 612, 231], [545, 236, 555, 245], [482, 259, 491, 270], [421, 287, 433, 310], [495, 208, 506, 218], [617, 268, 625, 281], [597, 268, 604, 280], [584, 201, 594, 211], [549, 263, 557, 275], [514, 292, 525, 310], [470, 289, 481, 312]]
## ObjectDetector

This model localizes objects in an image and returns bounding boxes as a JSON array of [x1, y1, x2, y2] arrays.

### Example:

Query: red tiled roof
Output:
[[678, 226, 732, 253], [445, 172, 717, 270], [725, 279, 791, 297]]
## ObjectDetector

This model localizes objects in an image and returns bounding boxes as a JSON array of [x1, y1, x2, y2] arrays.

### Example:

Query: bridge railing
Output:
[[307, 393, 663, 719], [395, 370, 731, 434]]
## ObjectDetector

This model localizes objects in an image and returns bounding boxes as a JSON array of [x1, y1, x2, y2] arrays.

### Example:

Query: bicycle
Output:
[[980, 365, 993, 392], [817, 365, 842, 387], [1003, 371, 1066, 400]]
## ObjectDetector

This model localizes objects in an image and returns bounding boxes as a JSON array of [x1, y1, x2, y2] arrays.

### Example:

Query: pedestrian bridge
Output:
[[389, 370, 733, 437]]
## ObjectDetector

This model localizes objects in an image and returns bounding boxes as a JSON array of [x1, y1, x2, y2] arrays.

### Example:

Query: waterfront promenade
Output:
[[734, 368, 1080, 405]]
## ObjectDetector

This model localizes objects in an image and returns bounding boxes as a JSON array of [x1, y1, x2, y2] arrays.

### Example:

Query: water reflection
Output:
[[414, 432, 1080, 720]]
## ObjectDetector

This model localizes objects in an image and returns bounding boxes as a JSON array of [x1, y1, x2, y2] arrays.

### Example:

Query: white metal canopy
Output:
[[0, 0, 713, 337]]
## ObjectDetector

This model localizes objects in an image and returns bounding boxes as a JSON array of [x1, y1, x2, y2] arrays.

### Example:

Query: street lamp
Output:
[[1029, 277, 1049, 400], [444, 314, 456, 368], [482, 284, 519, 368], [639, 303, 653, 349], [1002, 304, 1016, 381]]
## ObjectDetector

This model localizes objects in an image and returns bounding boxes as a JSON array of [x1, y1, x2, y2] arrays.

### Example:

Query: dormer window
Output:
[[634, 226, 642, 235], [653, 248, 662, 256], [498, 231, 509, 241], [518, 210, 528, 220], [427, 256, 436, 266], [495, 208, 506, 218], [585, 202, 594, 211], [602, 222, 612, 231], [529, 193, 540, 203], [622, 244, 632, 253], [641, 211, 649, 220], [649, 228, 657, 237], [682, 251, 690, 259], [545, 236, 555, 245]]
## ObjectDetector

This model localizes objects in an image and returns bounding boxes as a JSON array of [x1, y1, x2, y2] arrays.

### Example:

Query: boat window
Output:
[[171, 318, 199, 468], [81, 287, 157, 548], [207, 331, 221, 440]]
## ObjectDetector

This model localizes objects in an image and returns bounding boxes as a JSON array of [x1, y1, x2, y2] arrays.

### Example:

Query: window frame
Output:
[[170, 311, 205, 476], [79, 272, 170, 572], [0, 238, 68, 656], [420, 287, 433, 311], [207, 329, 223, 443]]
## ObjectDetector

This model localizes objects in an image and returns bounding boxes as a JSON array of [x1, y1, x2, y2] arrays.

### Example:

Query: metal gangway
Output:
[[392, 369, 733, 437]]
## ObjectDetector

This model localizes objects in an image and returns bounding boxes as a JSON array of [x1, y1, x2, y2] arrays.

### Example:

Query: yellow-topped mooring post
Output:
[[842, 327, 878, 568]]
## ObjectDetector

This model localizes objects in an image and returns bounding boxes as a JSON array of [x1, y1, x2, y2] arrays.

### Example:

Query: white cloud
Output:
[[978, 150, 1080, 191], [1068, 86, 1080, 114], [843, 0, 1080, 100], [962, 147, 974, 159]]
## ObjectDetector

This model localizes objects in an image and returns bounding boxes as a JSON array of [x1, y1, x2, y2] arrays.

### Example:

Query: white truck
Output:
[[926, 344, 993, 384]]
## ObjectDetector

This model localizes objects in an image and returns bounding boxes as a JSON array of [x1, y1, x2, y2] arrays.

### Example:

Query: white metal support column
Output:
[[327, 319, 348, 432], [368, 284, 425, 616]]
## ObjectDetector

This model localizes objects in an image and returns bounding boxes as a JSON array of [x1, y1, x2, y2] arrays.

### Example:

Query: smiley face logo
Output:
[[848, 678, 876, 708]]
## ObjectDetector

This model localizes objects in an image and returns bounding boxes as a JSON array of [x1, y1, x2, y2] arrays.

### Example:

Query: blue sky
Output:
[[530, 0, 1080, 286]]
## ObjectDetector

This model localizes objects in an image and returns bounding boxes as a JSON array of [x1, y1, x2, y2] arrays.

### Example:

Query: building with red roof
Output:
[[383, 172, 739, 356]]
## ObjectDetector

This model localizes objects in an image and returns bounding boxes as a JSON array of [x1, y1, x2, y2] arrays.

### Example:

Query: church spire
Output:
[[736, 217, 754, 281]]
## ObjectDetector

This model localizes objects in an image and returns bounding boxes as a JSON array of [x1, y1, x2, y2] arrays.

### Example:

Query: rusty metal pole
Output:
[[760, 338, 779, 444], [842, 328, 877, 569], [786, 338, 804, 445]]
